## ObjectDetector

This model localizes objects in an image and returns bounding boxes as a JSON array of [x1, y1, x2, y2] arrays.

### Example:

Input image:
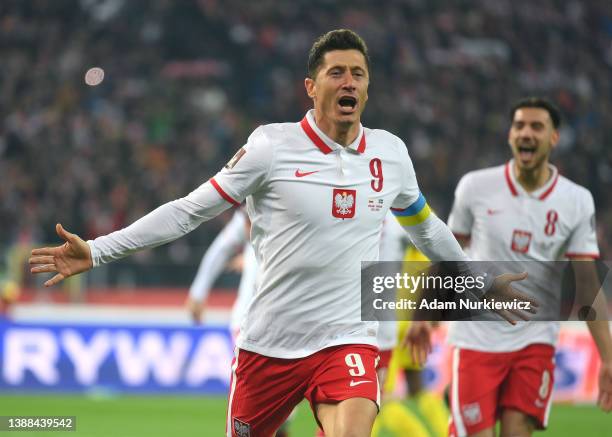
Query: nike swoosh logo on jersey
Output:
[[349, 380, 373, 387], [487, 209, 502, 215], [295, 169, 319, 178]]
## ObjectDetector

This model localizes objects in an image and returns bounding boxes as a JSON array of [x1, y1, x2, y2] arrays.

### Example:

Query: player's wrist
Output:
[[86, 240, 99, 268]]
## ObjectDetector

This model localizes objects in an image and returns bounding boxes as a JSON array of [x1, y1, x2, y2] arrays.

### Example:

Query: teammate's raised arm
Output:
[[187, 209, 249, 324]]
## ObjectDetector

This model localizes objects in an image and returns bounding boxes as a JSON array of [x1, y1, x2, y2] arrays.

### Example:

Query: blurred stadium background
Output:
[[1, 0, 612, 435]]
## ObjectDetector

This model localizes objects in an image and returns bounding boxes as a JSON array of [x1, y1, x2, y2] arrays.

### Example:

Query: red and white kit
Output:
[[87, 110, 469, 435], [212, 111, 422, 359], [447, 161, 599, 436], [229, 344, 380, 436]]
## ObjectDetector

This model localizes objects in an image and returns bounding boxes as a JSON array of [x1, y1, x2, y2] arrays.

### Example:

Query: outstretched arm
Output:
[[30, 125, 273, 286], [30, 183, 232, 286], [87, 185, 232, 267]]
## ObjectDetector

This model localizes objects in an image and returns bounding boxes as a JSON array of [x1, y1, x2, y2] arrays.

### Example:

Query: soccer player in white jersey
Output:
[[29, 30, 532, 436], [194, 209, 406, 437], [410, 98, 612, 437], [190, 207, 405, 371]]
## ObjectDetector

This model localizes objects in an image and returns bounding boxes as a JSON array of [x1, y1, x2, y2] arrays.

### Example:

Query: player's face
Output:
[[305, 49, 369, 126], [508, 108, 559, 171]]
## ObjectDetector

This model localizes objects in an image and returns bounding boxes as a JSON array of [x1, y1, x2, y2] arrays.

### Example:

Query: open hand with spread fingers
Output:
[[29, 223, 93, 287], [485, 271, 540, 325]]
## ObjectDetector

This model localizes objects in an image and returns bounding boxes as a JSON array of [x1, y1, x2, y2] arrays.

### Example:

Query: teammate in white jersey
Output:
[[29, 30, 531, 436], [186, 208, 257, 337], [410, 98, 612, 437]]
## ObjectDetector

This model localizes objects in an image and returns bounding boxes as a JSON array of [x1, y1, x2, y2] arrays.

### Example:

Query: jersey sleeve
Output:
[[209, 126, 274, 205], [447, 174, 474, 237], [88, 184, 233, 267], [565, 190, 600, 258], [390, 139, 432, 226], [87, 127, 271, 267], [388, 139, 468, 262]]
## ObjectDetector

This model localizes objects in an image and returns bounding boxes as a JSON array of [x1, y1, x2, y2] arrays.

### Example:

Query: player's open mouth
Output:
[[338, 96, 358, 113], [517, 145, 536, 161]]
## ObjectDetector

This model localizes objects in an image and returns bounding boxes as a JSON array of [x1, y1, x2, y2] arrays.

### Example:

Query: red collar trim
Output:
[[356, 132, 366, 153], [538, 170, 559, 200], [505, 162, 518, 197], [300, 117, 333, 154], [300, 116, 366, 154], [505, 161, 559, 200]]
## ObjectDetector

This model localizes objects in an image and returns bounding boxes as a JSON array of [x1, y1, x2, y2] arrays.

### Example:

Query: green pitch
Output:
[[0, 395, 607, 436]]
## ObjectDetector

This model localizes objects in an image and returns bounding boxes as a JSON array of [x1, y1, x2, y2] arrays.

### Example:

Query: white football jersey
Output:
[[192, 208, 406, 349], [211, 110, 421, 358], [447, 161, 599, 352]]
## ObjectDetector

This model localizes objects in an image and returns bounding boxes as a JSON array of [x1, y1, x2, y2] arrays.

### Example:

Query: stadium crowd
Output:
[[2, 0, 612, 285]]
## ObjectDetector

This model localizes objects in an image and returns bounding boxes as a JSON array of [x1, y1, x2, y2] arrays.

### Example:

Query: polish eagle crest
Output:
[[335, 191, 355, 215]]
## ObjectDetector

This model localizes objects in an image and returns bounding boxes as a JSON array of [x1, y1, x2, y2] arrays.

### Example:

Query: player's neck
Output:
[[314, 113, 360, 146], [513, 161, 551, 193]]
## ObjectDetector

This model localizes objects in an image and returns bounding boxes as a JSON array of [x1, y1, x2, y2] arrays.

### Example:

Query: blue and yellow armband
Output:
[[391, 193, 432, 226]]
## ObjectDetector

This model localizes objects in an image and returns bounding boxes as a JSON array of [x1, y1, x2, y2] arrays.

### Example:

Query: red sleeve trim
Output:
[[210, 178, 240, 206], [565, 252, 600, 259], [453, 232, 471, 239]]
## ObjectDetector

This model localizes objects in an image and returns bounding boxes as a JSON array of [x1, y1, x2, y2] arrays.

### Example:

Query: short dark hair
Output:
[[510, 97, 561, 128], [307, 29, 371, 79]]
